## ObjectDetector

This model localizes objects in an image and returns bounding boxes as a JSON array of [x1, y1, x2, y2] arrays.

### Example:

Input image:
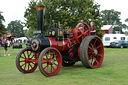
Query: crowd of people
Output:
[[0, 39, 28, 57]]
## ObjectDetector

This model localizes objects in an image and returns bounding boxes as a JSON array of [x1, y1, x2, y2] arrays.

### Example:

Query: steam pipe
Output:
[[35, 5, 45, 33]]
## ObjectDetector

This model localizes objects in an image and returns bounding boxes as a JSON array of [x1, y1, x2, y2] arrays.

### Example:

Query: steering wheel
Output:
[[74, 22, 90, 44]]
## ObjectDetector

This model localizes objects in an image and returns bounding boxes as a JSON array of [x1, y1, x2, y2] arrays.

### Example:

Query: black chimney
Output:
[[35, 5, 45, 33]]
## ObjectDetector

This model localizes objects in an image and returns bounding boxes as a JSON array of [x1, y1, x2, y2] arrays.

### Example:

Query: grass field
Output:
[[0, 44, 128, 85]]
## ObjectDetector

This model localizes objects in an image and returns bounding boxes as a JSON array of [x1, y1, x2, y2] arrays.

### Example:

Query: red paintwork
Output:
[[48, 37, 73, 52], [77, 46, 80, 59]]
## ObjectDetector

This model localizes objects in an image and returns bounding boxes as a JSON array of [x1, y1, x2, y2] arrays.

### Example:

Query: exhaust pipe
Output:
[[35, 5, 45, 33]]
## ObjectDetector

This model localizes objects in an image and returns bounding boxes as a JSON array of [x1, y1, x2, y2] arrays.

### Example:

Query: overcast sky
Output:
[[0, 0, 128, 27], [95, 0, 128, 25]]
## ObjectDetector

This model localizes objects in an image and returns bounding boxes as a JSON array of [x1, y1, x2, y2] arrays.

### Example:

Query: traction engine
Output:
[[16, 5, 104, 77]]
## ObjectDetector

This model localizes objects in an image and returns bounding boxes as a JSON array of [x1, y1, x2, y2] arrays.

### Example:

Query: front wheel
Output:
[[38, 47, 62, 77], [16, 48, 38, 73]]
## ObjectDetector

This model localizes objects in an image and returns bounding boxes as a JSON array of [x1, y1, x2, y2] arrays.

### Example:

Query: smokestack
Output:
[[35, 5, 45, 33]]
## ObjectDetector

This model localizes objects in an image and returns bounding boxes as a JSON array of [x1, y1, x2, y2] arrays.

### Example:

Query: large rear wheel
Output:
[[38, 47, 62, 77], [80, 36, 104, 68]]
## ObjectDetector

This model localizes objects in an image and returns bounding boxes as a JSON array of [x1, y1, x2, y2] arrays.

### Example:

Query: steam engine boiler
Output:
[[16, 5, 104, 77]]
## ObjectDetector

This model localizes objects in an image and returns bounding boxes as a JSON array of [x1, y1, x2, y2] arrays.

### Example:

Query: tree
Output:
[[100, 9, 128, 33], [125, 18, 128, 22], [24, 0, 104, 37], [0, 12, 6, 36], [100, 9, 121, 25], [7, 20, 25, 37], [24, 0, 38, 37]]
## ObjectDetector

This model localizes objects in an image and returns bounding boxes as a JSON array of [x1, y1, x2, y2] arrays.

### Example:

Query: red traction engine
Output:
[[16, 5, 104, 77]]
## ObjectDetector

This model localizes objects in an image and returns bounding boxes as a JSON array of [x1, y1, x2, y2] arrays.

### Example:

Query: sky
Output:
[[0, 0, 128, 28], [95, 0, 128, 25]]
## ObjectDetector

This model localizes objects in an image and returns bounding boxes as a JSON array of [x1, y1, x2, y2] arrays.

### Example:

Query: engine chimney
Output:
[[36, 5, 45, 33]]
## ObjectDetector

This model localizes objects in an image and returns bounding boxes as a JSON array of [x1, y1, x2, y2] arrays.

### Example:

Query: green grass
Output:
[[0, 44, 128, 85]]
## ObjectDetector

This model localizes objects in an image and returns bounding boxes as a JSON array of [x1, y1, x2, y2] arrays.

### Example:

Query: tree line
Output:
[[0, 0, 128, 37]]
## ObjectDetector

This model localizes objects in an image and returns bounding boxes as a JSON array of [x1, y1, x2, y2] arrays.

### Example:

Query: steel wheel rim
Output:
[[16, 48, 38, 73], [40, 48, 62, 76], [87, 37, 104, 68]]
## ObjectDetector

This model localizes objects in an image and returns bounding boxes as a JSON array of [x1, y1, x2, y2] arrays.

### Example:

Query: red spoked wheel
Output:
[[74, 22, 90, 44], [38, 47, 62, 77], [80, 36, 104, 68], [16, 48, 38, 73]]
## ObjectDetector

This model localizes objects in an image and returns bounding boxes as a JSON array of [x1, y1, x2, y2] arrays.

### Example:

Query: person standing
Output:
[[4, 40, 10, 56], [89, 22, 96, 35]]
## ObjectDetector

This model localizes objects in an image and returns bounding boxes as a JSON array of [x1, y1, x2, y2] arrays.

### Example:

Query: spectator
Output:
[[89, 22, 96, 35], [4, 40, 10, 56]]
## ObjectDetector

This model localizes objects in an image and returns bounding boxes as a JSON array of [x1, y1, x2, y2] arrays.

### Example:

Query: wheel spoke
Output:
[[54, 63, 58, 67], [96, 45, 101, 49], [78, 34, 82, 39], [94, 39, 97, 46], [47, 64, 49, 73], [29, 52, 32, 58], [91, 43, 94, 49], [21, 63, 25, 67], [31, 62, 35, 65], [97, 54, 102, 57], [88, 46, 93, 50], [30, 55, 35, 59], [28, 63, 29, 71], [84, 30, 88, 34], [89, 55, 93, 65], [88, 51, 92, 54], [43, 63, 49, 69], [51, 65, 52, 73], [91, 58, 93, 65], [27, 51, 29, 58], [78, 29, 82, 33], [24, 63, 26, 70], [46, 55, 48, 59], [20, 56, 25, 59], [94, 57, 99, 65], [30, 63, 33, 69], [51, 65, 55, 71], [53, 55, 57, 60], [23, 53, 26, 58], [20, 60, 25, 62]]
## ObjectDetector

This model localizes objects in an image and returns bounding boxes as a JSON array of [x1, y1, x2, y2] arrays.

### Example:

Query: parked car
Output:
[[102, 34, 126, 47], [110, 40, 128, 48], [12, 43, 22, 49]]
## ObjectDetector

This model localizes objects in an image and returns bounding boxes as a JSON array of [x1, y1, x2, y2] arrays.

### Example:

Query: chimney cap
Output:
[[36, 5, 45, 10]]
